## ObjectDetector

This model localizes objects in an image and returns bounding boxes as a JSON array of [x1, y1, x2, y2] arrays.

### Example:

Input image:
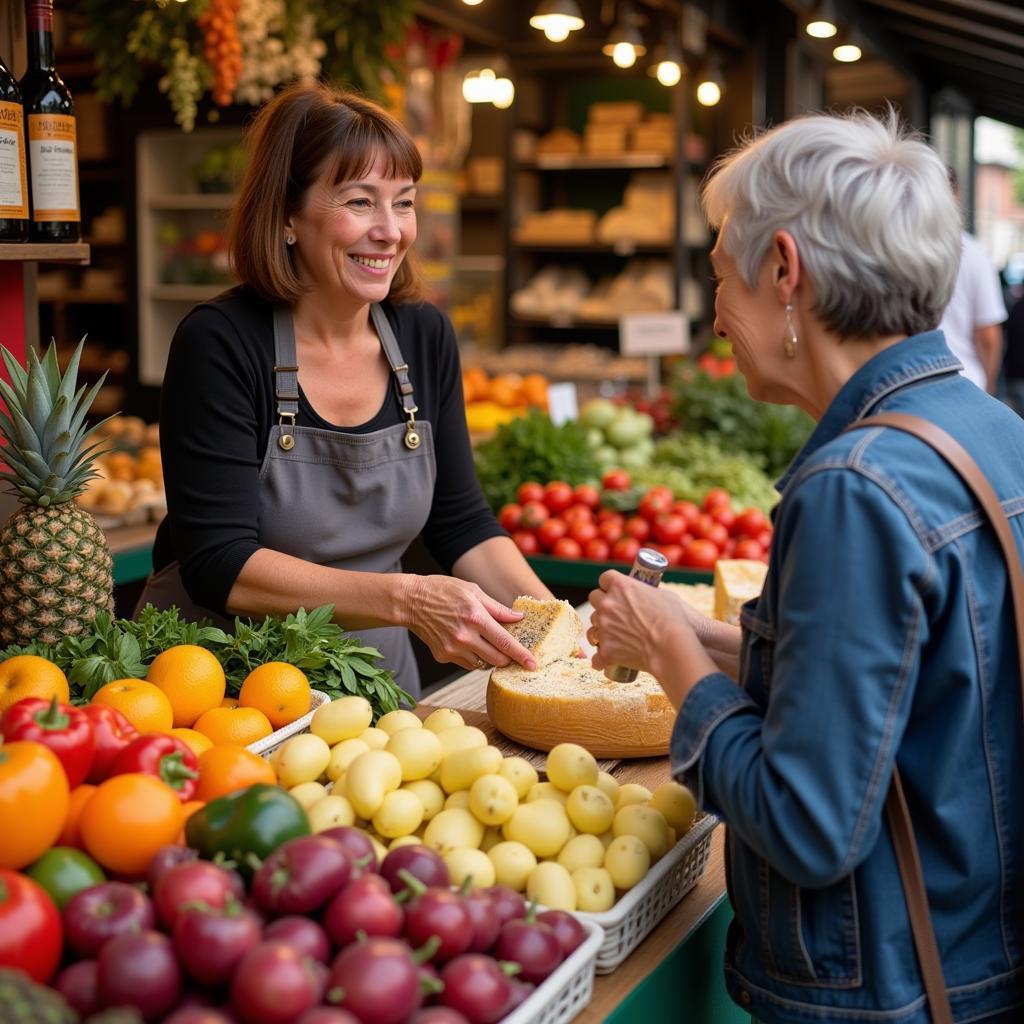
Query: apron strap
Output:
[[370, 303, 422, 451], [272, 304, 299, 451]]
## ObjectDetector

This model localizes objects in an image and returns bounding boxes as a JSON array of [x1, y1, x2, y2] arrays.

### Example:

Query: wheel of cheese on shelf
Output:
[[487, 596, 674, 758]]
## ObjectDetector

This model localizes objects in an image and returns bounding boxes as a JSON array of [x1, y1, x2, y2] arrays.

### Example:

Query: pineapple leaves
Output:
[[39, 340, 65, 400]]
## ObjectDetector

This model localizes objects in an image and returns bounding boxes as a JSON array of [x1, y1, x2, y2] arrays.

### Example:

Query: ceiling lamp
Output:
[[696, 56, 724, 106], [492, 77, 516, 109], [832, 41, 862, 61], [529, 0, 585, 43], [806, 0, 838, 39], [462, 68, 515, 108], [462, 0, 484, 5], [648, 42, 683, 87], [603, 19, 646, 69]]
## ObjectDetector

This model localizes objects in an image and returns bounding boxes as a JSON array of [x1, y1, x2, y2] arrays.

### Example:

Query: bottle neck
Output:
[[26, 2, 54, 70]]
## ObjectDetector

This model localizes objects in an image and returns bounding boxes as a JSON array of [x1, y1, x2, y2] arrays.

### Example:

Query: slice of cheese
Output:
[[713, 559, 768, 624], [504, 596, 582, 669], [663, 582, 715, 620]]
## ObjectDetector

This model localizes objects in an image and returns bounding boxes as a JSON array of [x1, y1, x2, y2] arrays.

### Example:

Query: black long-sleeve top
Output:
[[152, 286, 503, 615]]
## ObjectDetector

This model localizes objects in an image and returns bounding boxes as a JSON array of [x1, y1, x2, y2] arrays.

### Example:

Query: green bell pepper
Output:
[[184, 784, 310, 875], [26, 847, 105, 910]]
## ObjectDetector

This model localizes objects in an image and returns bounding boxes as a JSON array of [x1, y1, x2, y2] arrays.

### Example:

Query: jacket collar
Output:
[[776, 330, 962, 494]]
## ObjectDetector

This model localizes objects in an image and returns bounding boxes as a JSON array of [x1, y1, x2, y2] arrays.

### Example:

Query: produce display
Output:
[[461, 368, 550, 435]]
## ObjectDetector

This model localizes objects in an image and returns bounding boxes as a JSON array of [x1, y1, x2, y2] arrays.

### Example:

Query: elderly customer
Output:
[[589, 111, 1024, 1024]]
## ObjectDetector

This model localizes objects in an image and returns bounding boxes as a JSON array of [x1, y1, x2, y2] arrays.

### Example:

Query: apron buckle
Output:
[[403, 404, 421, 450], [278, 411, 296, 451]]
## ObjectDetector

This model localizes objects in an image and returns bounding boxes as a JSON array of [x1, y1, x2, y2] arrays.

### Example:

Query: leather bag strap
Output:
[[847, 411, 1024, 1024]]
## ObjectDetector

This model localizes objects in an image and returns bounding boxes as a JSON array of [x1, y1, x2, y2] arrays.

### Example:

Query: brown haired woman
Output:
[[138, 82, 550, 696]]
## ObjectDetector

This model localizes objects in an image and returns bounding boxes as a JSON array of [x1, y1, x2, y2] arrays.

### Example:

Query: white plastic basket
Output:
[[246, 688, 331, 757], [578, 814, 717, 973], [502, 918, 604, 1024]]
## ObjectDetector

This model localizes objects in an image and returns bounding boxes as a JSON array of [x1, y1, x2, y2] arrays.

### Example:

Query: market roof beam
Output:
[[864, 0, 1024, 51]]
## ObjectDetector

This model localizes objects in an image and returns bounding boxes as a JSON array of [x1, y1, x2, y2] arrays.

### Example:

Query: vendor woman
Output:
[[140, 81, 550, 696]]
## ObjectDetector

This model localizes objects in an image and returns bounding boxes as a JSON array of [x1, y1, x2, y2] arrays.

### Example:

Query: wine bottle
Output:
[[0, 53, 29, 242], [21, 0, 80, 243]]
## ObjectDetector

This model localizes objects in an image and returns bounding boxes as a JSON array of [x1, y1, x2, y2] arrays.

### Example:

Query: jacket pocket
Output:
[[760, 860, 862, 988]]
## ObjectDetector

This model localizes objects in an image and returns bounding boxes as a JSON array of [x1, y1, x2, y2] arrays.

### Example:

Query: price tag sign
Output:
[[547, 382, 579, 426], [619, 312, 690, 356]]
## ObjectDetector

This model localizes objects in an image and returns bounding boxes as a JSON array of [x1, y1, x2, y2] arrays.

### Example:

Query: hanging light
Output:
[[492, 77, 516, 109], [529, 0, 585, 42], [648, 42, 684, 87], [602, 18, 646, 69], [832, 41, 862, 61], [462, 69, 493, 103], [462, 0, 484, 5], [806, 0, 838, 39], [696, 56, 724, 106]]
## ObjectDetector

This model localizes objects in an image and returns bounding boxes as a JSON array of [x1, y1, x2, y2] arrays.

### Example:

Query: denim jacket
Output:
[[672, 331, 1024, 1023]]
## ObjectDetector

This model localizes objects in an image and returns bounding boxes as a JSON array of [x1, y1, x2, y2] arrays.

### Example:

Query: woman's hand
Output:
[[402, 575, 537, 672]]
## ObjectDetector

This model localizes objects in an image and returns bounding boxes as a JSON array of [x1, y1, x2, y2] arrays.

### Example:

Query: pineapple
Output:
[[0, 340, 114, 645]]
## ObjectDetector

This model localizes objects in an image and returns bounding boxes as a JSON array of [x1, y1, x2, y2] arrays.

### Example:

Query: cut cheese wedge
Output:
[[504, 596, 582, 668], [663, 582, 715, 620], [713, 559, 768, 624]]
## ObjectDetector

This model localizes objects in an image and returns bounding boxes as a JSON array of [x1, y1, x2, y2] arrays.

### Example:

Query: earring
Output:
[[783, 303, 798, 359], [285, 234, 295, 246]]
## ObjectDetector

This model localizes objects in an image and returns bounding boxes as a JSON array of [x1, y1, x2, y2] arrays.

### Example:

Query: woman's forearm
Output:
[[452, 536, 554, 605]]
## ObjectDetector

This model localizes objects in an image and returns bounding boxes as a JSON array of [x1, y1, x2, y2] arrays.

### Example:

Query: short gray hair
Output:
[[702, 109, 962, 339]]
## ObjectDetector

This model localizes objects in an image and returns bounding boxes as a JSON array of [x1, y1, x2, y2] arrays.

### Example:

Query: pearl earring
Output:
[[783, 303, 798, 359]]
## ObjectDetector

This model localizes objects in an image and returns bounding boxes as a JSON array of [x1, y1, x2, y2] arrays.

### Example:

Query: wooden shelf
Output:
[[151, 284, 230, 301], [517, 154, 673, 170], [148, 193, 235, 210], [0, 243, 90, 265], [460, 194, 503, 211], [38, 289, 127, 305], [512, 241, 673, 254], [512, 312, 620, 329]]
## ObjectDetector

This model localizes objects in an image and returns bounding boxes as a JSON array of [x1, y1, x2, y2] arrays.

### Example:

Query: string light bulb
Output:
[[603, 17, 645, 68], [832, 42, 861, 61], [492, 78, 515, 108], [529, 0, 584, 42], [806, 0, 838, 38], [648, 41, 684, 87], [696, 56, 724, 106]]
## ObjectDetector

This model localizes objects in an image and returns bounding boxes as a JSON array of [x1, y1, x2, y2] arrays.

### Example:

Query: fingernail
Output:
[[526, 658, 537, 670]]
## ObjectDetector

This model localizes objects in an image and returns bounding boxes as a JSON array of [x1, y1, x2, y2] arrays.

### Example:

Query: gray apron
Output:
[[136, 303, 437, 697]]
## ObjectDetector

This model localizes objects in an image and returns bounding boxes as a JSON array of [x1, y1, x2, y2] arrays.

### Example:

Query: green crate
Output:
[[526, 554, 713, 589]]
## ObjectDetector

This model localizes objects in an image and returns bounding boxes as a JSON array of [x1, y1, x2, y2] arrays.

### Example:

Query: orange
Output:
[[193, 706, 273, 747], [0, 655, 69, 717], [220, 697, 240, 709], [239, 662, 311, 729], [80, 773, 184, 876], [92, 679, 174, 734], [170, 727, 214, 758], [59, 783, 97, 849], [177, 799, 205, 844], [146, 645, 226, 728], [195, 745, 276, 803], [0, 741, 70, 868]]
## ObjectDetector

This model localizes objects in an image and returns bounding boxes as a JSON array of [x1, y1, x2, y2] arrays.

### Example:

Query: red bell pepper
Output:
[[80, 704, 139, 783], [110, 734, 199, 801], [1, 696, 95, 788]]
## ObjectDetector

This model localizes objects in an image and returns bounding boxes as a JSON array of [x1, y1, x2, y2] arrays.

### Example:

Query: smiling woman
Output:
[[137, 82, 553, 697]]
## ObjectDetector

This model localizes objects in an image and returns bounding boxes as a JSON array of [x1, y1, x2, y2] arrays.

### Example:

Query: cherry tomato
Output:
[[733, 508, 771, 539], [551, 537, 582, 560], [672, 500, 700, 524], [512, 531, 539, 555], [0, 868, 63, 982], [601, 469, 631, 491], [498, 504, 523, 532], [537, 518, 568, 552], [520, 501, 549, 530], [624, 516, 651, 543], [702, 488, 732, 513], [681, 539, 720, 570], [711, 506, 736, 532], [639, 490, 673, 522], [572, 484, 600, 510], [611, 537, 640, 563], [733, 538, 765, 560], [542, 481, 574, 515], [652, 514, 686, 545], [596, 507, 619, 524], [584, 538, 611, 561], [562, 505, 594, 527], [598, 518, 624, 545], [516, 482, 544, 505], [568, 520, 599, 547]]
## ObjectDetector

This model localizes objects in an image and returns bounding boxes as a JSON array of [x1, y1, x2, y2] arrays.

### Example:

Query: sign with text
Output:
[[619, 312, 690, 357], [547, 382, 579, 426]]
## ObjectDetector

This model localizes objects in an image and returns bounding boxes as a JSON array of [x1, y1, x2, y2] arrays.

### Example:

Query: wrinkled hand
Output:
[[405, 575, 537, 671]]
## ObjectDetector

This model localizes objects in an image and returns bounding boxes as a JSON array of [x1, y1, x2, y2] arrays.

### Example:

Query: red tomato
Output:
[[598, 518, 625, 545], [611, 537, 640, 563], [711, 506, 736, 532], [569, 519, 599, 547], [512, 530, 539, 555], [694, 513, 716, 539], [0, 868, 63, 982], [733, 508, 770, 539], [520, 501, 549, 530], [537, 518, 568, 552], [584, 538, 611, 561], [601, 469, 632, 491], [498, 503, 523, 532], [562, 505, 594, 527], [672, 500, 700, 524], [756, 528, 774, 550], [639, 490, 673, 522], [624, 516, 651, 543], [572, 484, 600, 510], [702, 488, 732, 513], [659, 543, 684, 567], [596, 507, 620, 523], [682, 539, 720, 570], [516, 481, 544, 505], [646, 485, 673, 501], [704, 523, 730, 550], [734, 538, 765, 560], [551, 537, 583, 560], [723, 539, 737, 557], [542, 481, 574, 515], [652, 513, 687, 545]]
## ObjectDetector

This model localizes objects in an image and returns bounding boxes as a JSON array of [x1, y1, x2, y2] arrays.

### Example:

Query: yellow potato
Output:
[[345, 749, 403, 819], [274, 733, 331, 788], [402, 779, 445, 821], [469, 774, 519, 826], [596, 771, 620, 806], [612, 804, 671, 861], [546, 743, 599, 792], [557, 833, 606, 873], [422, 708, 465, 734], [444, 791, 472, 811], [372, 789, 425, 839], [308, 794, 356, 832], [376, 709, 422, 736], [288, 781, 328, 811], [437, 725, 488, 759], [526, 862, 576, 911], [526, 781, 568, 806], [386, 728, 443, 781], [499, 756, 539, 799], [566, 785, 615, 835], [488, 841, 537, 891], [445, 848, 496, 889], [389, 835, 423, 850], [572, 866, 616, 912], [359, 727, 390, 750], [423, 808, 485, 855], [502, 799, 572, 859], [616, 783, 653, 808], [326, 738, 370, 783], [311, 696, 373, 744], [604, 834, 651, 889], [649, 782, 697, 835], [440, 745, 503, 794]]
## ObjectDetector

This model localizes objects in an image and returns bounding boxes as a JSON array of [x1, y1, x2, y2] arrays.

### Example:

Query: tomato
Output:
[[536, 518, 568, 552], [516, 482, 544, 505], [80, 774, 186, 877], [0, 868, 63, 982], [0, 741, 70, 869], [497, 503, 523, 532], [601, 469, 631, 491], [693, 513, 715, 539], [596, 507, 620, 524], [652, 514, 687, 545], [672, 500, 700, 524], [658, 543, 684, 567], [639, 490, 673, 522], [703, 522, 730, 550], [711, 506, 736, 532], [702, 488, 732, 513], [584, 538, 611, 561], [562, 504, 594, 527], [512, 530, 539, 556], [542, 481, 574, 515], [756, 528, 774, 550], [646, 485, 673, 501], [519, 501, 549, 530], [568, 519, 599, 547], [611, 537, 640, 563], [733, 508, 770, 539], [624, 516, 651, 543], [598, 518, 624, 545], [572, 484, 600, 510], [681, 539, 720, 569], [551, 537, 583, 560], [733, 538, 765, 560]]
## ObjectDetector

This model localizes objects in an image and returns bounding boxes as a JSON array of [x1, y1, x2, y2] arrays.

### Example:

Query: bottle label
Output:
[[27, 113, 79, 222], [0, 100, 28, 219]]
